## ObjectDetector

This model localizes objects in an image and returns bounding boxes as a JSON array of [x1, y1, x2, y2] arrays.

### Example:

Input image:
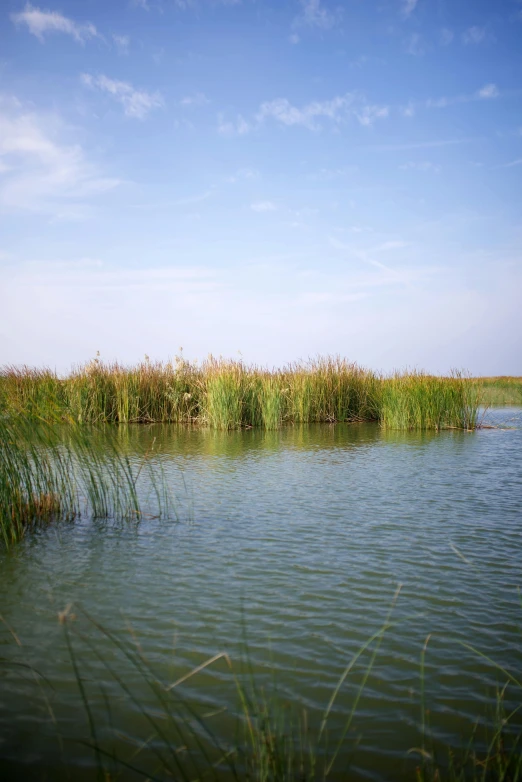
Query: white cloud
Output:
[[257, 96, 345, 128], [494, 158, 522, 169], [217, 113, 251, 136], [129, 190, 213, 210], [373, 138, 475, 151], [477, 83, 499, 99], [11, 4, 99, 43], [462, 26, 486, 45], [439, 28, 454, 46], [373, 240, 410, 252], [425, 83, 499, 109], [256, 94, 388, 130], [401, 0, 418, 18], [0, 96, 120, 215], [399, 161, 440, 172], [250, 201, 276, 212], [113, 34, 130, 55], [355, 105, 389, 126], [402, 102, 415, 117], [2, 252, 520, 375], [226, 167, 259, 183], [81, 74, 164, 119], [293, 0, 341, 30], [180, 92, 210, 107], [405, 33, 424, 55]]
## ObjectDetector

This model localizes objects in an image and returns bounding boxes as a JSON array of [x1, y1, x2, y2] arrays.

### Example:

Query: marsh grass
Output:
[[9, 593, 520, 782], [380, 371, 482, 431], [50, 594, 402, 782], [474, 377, 522, 408], [0, 355, 488, 431], [0, 416, 168, 547]]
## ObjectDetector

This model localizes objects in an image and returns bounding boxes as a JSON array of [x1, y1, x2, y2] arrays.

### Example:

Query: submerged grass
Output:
[[0, 355, 491, 431]]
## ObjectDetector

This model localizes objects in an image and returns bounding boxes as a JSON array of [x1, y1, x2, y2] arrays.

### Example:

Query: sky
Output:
[[0, 0, 521, 374]]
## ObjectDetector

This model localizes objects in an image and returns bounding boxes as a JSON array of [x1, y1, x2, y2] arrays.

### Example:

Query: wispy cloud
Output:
[[405, 33, 425, 55], [402, 102, 415, 118], [329, 236, 422, 285], [256, 94, 388, 130], [462, 26, 487, 45], [0, 96, 120, 216], [401, 0, 418, 19], [355, 105, 389, 126], [130, 190, 214, 210], [477, 83, 499, 99], [81, 74, 164, 119], [226, 168, 259, 183], [11, 4, 99, 43], [217, 113, 251, 136], [371, 138, 476, 152], [426, 84, 499, 109], [257, 96, 345, 128], [113, 34, 130, 55], [250, 201, 276, 212], [180, 92, 210, 107], [399, 161, 440, 172], [293, 0, 341, 31], [494, 158, 522, 169], [439, 28, 454, 46]]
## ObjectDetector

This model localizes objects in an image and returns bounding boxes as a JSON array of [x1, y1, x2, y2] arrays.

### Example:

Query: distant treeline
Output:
[[0, 355, 502, 431]]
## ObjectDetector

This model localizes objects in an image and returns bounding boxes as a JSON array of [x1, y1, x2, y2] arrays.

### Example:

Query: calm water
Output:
[[1, 410, 521, 781]]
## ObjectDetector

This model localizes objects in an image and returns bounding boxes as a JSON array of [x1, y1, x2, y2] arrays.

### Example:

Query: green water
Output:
[[1, 410, 521, 780]]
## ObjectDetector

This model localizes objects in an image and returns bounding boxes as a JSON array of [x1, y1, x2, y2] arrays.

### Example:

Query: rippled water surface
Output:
[[1, 410, 521, 781]]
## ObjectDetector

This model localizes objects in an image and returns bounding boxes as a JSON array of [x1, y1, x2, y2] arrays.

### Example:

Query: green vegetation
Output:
[[381, 371, 480, 431], [4, 602, 520, 782], [0, 355, 491, 430], [475, 377, 522, 407], [0, 415, 167, 547]]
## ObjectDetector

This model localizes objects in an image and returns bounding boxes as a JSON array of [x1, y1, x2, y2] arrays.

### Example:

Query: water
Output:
[[1, 410, 521, 780]]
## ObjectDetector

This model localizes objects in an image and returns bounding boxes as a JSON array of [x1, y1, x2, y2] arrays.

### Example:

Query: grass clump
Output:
[[203, 358, 250, 429], [381, 371, 481, 431], [0, 354, 491, 431], [0, 416, 167, 547]]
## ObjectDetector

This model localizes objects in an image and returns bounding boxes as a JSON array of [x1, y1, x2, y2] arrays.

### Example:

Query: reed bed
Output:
[[0, 356, 485, 431], [475, 376, 522, 407]]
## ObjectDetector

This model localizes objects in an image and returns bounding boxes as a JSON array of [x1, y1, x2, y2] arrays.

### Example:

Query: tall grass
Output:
[[474, 377, 522, 407], [0, 355, 485, 431], [7, 599, 521, 781], [380, 371, 481, 431], [0, 416, 167, 547]]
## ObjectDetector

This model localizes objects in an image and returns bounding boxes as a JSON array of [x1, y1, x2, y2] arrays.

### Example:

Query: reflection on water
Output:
[[0, 411, 521, 780]]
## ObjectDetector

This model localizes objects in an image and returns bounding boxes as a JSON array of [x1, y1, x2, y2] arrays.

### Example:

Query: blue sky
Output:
[[0, 0, 521, 374]]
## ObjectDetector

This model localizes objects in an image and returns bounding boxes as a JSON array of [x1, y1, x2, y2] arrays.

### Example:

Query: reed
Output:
[[380, 371, 481, 431], [474, 377, 522, 407], [0, 355, 489, 431], [0, 416, 167, 547], [9, 601, 520, 782]]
